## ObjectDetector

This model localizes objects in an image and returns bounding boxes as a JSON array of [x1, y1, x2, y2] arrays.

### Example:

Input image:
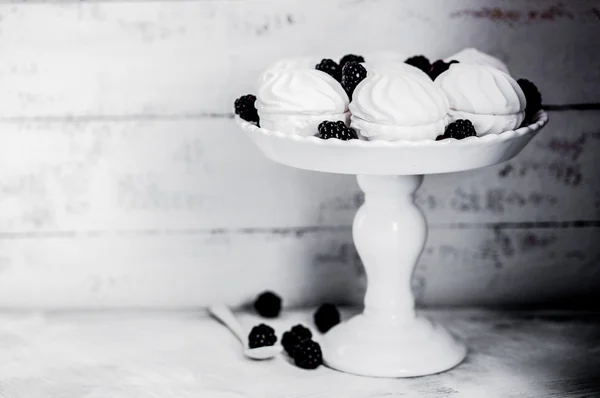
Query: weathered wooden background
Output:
[[0, 0, 599, 309]]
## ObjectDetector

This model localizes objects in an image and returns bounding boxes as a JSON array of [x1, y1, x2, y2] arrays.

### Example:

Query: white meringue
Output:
[[257, 56, 317, 86], [349, 72, 449, 141], [361, 50, 430, 79], [445, 48, 510, 74], [257, 69, 350, 136], [435, 64, 526, 135], [364, 60, 430, 80]]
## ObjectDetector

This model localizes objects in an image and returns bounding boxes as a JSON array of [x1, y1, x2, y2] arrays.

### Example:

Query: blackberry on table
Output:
[[316, 58, 341, 82], [314, 303, 341, 333], [405, 55, 431, 74], [234, 94, 259, 124], [281, 324, 313, 357], [254, 291, 282, 318], [341, 61, 367, 100], [248, 323, 277, 349], [517, 78, 542, 122], [317, 121, 357, 141], [442, 119, 477, 140], [294, 339, 323, 369], [339, 54, 365, 68]]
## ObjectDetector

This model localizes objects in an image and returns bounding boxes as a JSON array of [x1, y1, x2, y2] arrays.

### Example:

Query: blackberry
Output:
[[405, 55, 431, 74], [234, 94, 259, 124], [294, 339, 323, 369], [248, 323, 277, 349], [281, 324, 313, 357], [341, 61, 367, 100], [314, 303, 341, 333], [443, 119, 477, 140], [253, 291, 282, 318], [429, 59, 458, 81], [317, 121, 357, 141], [517, 78, 542, 122], [316, 59, 341, 82], [290, 324, 312, 340], [339, 54, 365, 68]]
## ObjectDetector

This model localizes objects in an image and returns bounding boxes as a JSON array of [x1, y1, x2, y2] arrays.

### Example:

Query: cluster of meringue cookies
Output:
[[234, 48, 542, 142]]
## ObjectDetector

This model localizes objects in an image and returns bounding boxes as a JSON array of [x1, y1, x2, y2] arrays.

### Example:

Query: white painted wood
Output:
[[0, 310, 598, 397], [1, 0, 598, 119], [0, 0, 598, 309], [0, 110, 597, 234], [0, 226, 597, 309]]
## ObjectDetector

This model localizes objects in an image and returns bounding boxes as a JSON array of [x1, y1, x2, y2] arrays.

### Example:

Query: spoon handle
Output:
[[208, 304, 246, 345]]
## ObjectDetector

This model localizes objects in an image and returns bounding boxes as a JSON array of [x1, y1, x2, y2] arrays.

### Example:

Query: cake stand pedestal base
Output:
[[322, 314, 466, 378], [321, 175, 466, 378]]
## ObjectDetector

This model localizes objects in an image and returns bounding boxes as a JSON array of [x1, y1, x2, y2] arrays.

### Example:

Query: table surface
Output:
[[1, 308, 599, 398]]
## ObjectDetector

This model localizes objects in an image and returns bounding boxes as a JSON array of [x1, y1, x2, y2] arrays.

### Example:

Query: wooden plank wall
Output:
[[0, 0, 599, 309]]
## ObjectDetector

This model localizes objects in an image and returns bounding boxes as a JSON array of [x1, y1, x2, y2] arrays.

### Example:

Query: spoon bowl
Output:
[[208, 304, 281, 360], [244, 345, 283, 360]]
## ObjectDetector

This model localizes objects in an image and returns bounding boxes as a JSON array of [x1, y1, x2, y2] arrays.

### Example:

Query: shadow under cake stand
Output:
[[236, 111, 548, 378]]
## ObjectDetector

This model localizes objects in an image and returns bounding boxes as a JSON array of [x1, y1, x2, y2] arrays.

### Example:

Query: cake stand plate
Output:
[[236, 111, 548, 378]]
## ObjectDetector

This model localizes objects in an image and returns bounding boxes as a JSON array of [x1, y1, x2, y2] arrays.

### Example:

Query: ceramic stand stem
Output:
[[321, 174, 466, 378], [355, 174, 425, 323]]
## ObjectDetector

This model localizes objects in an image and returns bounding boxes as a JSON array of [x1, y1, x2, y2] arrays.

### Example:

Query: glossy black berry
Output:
[[341, 61, 367, 99], [234, 94, 259, 124], [405, 55, 431, 74], [429, 59, 458, 81], [254, 291, 282, 318], [316, 58, 341, 82], [314, 303, 341, 333], [317, 121, 357, 141], [517, 78, 542, 122], [443, 119, 477, 140], [281, 324, 313, 357], [294, 339, 323, 369], [339, 54, 365, 68], [248, 323, 277, 349]]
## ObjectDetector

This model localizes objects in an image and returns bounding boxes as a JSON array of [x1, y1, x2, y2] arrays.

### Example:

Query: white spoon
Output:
[[208, 304, 282, 360]]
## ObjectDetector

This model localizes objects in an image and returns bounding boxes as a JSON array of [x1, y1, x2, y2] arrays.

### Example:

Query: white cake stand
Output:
[[236, 111, 548, 378]]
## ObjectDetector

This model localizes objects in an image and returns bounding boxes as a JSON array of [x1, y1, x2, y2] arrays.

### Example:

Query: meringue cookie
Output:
[[445, 48, 509, 74], [364, 59, 429, 80], [257, 56, 317, 86], [257, 69, 350, 136], [361, 50, 431, 79], [349, 72, 449, 141], [435, 64, 526, 135]]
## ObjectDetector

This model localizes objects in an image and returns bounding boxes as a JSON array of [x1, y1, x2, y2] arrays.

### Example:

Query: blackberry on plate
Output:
[[429, 59, 458, 81], [517, 78, 542, 122], [442, 119, 477, 140], [254, 291, 282, 318], [317, 121, 357, 141], [294, 339, 323, 369], [405, 55, 431, 74], [339, 54, 365, 68], [248, 323, 277, 349], [281, 324, 313, 357], [341, 61, 367, 100], [314, 303, 341, 333], [316, 59, 341, 82], [234, 94, 259, 124]]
